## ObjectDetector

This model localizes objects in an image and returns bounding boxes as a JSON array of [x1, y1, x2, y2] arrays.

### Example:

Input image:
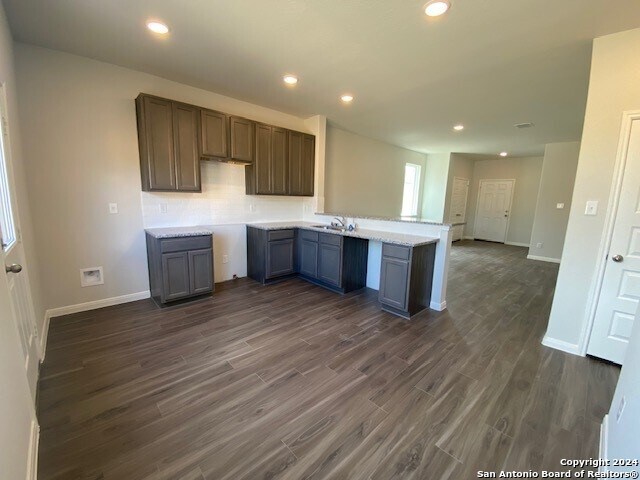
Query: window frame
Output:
[[0, 83, 18, 253]]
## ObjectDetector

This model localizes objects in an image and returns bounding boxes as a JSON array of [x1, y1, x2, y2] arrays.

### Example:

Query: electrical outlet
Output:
[[556, 203, 564, 209], [536, 242, 543, 248], [616, 396, 626, 423], [222, 255, 229, 264], [159, 203, 168, 214], [249, 204, 255, 213], [108, 203, 118, 214], [585, 200, 598, 216]]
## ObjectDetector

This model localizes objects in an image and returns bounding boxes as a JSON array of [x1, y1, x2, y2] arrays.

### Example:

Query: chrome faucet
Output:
[[332, 216, 346, 228]]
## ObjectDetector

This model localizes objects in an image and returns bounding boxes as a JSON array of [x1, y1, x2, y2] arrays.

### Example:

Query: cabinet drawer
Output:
[[319, 233, 342, 246], [160, 235, 212, 253], [300, 229, 319, 242], [267, 229, 295, 241], [382, 243, 411, 261]]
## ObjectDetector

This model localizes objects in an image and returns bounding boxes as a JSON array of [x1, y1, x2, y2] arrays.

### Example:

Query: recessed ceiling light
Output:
[[283, 75, 298, 85], [147, 21, 169, 34], [453, 125, 464, 131], [341, 94, 354, 103], [500, 151, 508, 157], [424, 0, 451, 17]]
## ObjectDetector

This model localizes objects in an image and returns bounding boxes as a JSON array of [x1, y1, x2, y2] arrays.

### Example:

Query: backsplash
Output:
[[141, 161, 311, 227]]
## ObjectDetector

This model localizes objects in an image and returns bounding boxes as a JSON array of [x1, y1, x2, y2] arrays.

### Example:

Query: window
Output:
[[0, 86, 16, 251], [401, 163, 421, 217]]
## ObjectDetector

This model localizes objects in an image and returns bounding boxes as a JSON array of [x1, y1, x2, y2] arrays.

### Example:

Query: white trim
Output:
[[599, 414, 609, 473], [580, 111, 640, 356], [26, 420, 39, 480], [39, 313, 50, 361], [430, 300, 447, 311], [473, 178, 516, 243], [542, 335, 581, 355], [40, 290, 150, 359], [505, 241, 530, 248], [527, 254, 561, 264]]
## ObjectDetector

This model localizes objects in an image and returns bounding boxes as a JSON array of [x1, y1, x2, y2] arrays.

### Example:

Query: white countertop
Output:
[[145, 226, 214, 239], [247, 221, 438, 247]]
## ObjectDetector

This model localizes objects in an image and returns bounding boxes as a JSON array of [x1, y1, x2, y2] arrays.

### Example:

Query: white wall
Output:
[[545, 28, 640, 353], [14, 43, 321, 314], [0, 3, 39, 478], [464, 156, 543, 245], [528, 142, 580, 262], [324, 125, 427, 218], [421, 153, 451, 222], [603, 305, 640, 471]]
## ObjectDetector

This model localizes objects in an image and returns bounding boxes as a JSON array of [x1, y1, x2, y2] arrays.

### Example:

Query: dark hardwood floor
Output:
[[37, 240, 620, 480]]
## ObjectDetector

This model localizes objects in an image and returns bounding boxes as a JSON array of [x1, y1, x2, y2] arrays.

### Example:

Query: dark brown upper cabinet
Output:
[[136, 94, 201, 192], [288, 131, 315, 196], [229, 116, 254, 164], [200, 109, 228, 159], [246, 124, 289, 195]]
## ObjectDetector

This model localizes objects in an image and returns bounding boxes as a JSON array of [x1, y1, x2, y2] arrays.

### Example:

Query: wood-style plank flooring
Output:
[[37, 240, 620, 479]]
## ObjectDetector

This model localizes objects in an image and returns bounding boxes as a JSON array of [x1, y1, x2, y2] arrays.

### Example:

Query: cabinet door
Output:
[[271, 127, 288, 195], [140, 95, 176, 190], [173, 102, 201, 191], [299, 239, 318, 278], [287, 130, 303, 195], [201, 109, 227, 158], [189, 249, 213, 295], [301, 134, 315, 196], [379, 257, 410, 310], [230, 116, 254, 163], [266, 239, 294, 278], [318, 243, 342, 287], [254, 124, 272, 194], [161, 252, 190, 301]]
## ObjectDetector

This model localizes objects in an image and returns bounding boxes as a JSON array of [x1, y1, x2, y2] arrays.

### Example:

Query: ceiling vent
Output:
[[514, 122, 534, 129]]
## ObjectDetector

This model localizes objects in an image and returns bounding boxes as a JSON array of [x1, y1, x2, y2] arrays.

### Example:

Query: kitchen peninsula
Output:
[[247, 213, 453, 318]]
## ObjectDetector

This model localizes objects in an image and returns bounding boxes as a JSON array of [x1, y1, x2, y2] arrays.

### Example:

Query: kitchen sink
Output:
[[310, 224, 347, 232]]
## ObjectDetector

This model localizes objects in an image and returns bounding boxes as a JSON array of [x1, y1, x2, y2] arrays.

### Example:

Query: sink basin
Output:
[[310, 224, 347, 232]]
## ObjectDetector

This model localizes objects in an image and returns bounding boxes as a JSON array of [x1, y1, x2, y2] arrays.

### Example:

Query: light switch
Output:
[[159, 203, 168, 214], [108, 203, 118, 214], [556, 203, 564, 209], [585, 200, 598, 216]]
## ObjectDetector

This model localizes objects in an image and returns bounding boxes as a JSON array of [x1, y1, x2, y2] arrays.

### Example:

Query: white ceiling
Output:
[[5, 0, 640, 156]]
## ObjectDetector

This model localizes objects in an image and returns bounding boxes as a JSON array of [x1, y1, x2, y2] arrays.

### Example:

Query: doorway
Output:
[[587, 114, 640, 364], [449, 177, 469, 241], [473, 179, 515, 243]]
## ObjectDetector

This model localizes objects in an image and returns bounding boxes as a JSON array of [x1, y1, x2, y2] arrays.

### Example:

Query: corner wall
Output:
[[324, 125, 428, 218], [421, 153, 451, 222], [528, 142, 580, 262], [545, 28, 640, 354], [14, 43, 320, 314]]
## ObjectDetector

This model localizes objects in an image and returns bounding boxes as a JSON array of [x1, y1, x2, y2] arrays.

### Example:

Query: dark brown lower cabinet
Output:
[[379, 243, 436, 318], [246, 227, 297, 284], [146, 234, 214, 305]]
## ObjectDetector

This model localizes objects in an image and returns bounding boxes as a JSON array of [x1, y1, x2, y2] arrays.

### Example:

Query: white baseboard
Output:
[[600, 414, 609, 473], [527, 254, 561, 264], [506, 241, 530, 248], [430, 300, 447, 311], [542, 335, 581, 355], [40, 290, 150, 359], [26, 420, 39, 480]]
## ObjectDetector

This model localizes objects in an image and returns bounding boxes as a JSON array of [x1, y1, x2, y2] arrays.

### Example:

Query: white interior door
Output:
[[0, 85, 40, 399], [474, 179, 514, 243], [0, 84, 39, 480], [588, 118, 640, 364], [449, 177, 469, 241]]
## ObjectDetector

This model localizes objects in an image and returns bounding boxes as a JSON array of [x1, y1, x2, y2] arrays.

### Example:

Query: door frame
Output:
[[473, 178, 516, 243], [449, 176, 469, 223], [581, 110, 640, 356]]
